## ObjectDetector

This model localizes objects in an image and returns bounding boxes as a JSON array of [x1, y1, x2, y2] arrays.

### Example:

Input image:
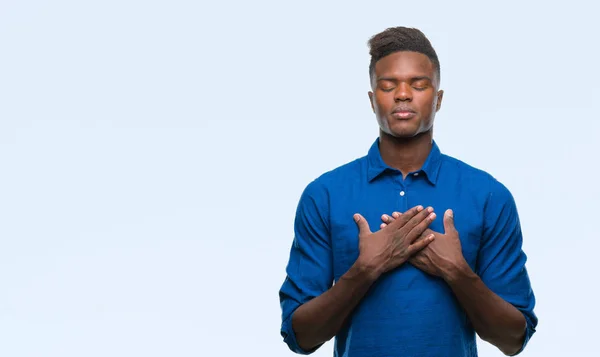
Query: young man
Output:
[[279, 27, 537, 357]]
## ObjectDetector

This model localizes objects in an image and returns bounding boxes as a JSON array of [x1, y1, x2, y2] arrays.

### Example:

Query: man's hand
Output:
[[381, 209, 530, 355], [353, 205, 436, 277], [380, 209, 468, 280]]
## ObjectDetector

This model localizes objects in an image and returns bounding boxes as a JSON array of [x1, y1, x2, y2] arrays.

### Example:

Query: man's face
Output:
[[368, 51, 444, 139]]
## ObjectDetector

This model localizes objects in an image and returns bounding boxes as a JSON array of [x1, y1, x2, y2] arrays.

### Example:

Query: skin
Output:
[[369, 51, 527, 355], [291, 50, 526, 355], [367, 51, 444, 177], [369, 51, 526, 355], [380, 211, 527, 356], [291, 206, 436, 352], [292, 51, 446, 352]]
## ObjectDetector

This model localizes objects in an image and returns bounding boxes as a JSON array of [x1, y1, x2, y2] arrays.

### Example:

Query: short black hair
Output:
[[368, 27, 440, 85]]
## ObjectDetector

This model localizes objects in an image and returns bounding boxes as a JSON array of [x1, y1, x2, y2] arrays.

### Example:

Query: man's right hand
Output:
[[353, 206, 436, 276]]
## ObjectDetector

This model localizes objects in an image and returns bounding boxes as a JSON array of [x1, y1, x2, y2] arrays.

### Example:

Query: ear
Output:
[[435, 90, 444, 112], [368, 91, 375, 113]]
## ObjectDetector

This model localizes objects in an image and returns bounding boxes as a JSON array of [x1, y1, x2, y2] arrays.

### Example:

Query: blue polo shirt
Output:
[[279, 138, 537, 357]]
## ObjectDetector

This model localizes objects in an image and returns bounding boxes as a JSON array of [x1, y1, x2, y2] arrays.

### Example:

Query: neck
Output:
[[378, 130, 433, 178]]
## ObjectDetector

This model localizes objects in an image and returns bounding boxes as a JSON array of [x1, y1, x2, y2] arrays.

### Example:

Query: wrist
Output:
[[442, 258, 475, 284], [350, 257, 383, 283]]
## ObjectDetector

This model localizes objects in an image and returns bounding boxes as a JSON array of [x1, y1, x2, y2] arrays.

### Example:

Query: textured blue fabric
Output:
[[279, 138, 537, 357]]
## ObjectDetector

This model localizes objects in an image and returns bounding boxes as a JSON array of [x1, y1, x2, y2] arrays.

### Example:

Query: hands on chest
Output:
[[353, 206, 468, 280]]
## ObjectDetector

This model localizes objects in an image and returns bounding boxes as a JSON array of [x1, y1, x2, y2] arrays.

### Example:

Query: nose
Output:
[[394, 83, 412, 102]]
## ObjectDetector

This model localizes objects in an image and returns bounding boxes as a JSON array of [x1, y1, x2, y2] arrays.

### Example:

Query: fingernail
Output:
[[446, 209, 453, 217], [417, 206, 423, 211], [427, 207, 433, 213], [429, 213, 436, 220], [353, 214, 359, 222]]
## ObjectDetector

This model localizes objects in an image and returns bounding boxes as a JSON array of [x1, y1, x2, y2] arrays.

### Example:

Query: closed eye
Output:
[[412, 78, 431, 91]]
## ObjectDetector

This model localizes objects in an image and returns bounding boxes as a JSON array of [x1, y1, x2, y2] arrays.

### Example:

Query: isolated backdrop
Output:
[[1, 1, 599, 356]]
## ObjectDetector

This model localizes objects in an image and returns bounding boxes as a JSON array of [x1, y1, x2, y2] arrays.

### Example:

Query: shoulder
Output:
[[440, 154, 493, 182], [301, 156, 366, 199], [441, 154, 513, 197], [439, 153, 519, 214], [294, 156, 366, 231]]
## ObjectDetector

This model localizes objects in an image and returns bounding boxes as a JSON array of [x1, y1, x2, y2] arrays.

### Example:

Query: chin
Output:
[[389, 131, 420, 139], [380, 126, 416, 139], [386, 118, 434, 139], [387, 122, 420, 138]]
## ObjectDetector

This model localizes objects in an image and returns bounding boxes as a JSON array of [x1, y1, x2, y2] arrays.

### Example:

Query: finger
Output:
[[443, 209, 456, 234], [411, 230, 429, 244], [381, 212, 401, 224], [408, 233, 435, 255], [400, 207, 435, 236], [380, 223, 387, 229], [353, 213, 372, 235], [405, 209, 437, 242], [408, 254, 423, 267], [390, 205, 424, 228], [381, 214, 393, 224]]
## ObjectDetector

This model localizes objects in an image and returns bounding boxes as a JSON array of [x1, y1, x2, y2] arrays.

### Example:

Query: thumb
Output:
[[353, 213, 371, 235], [443, 209, 456, 234]]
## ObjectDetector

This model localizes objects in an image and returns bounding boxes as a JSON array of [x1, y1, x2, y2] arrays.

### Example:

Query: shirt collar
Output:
[[366, 137, 443, 185]]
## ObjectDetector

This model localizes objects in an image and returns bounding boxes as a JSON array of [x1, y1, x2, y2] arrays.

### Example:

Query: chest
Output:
[[328, 177, 484, 281]]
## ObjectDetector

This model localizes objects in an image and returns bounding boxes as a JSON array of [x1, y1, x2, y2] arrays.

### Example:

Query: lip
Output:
[[391, 107, 416, 119]]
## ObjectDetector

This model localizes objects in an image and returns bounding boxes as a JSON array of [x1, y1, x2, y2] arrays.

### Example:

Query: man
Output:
[[279, 27, 537, 357]]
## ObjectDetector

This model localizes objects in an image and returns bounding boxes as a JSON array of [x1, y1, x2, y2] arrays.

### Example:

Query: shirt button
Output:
[[414, 172, 419, 177], [399, 191, 405, 196]]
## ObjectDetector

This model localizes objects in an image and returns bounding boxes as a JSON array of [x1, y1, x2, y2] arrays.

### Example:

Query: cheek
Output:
[[416, 95, 436, 114], [429, 99, 437, 113], [374, 95, 392, 115]]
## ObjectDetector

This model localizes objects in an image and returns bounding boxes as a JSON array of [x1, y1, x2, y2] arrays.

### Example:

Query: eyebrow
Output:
[[377, 76, 433, 83]]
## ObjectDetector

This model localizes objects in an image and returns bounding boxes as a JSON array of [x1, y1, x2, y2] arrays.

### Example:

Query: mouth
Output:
[[391, 107, 417, 119]]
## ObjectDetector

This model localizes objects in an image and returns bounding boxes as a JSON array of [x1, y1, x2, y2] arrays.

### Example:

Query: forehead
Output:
[[374, 51, 435, 79]]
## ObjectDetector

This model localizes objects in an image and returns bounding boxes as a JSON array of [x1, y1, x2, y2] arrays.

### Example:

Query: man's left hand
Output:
[[380, 209, 468, 280]]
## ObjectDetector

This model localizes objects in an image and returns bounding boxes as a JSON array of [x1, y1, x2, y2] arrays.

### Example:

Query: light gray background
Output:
[[1, 1, 598, 356]]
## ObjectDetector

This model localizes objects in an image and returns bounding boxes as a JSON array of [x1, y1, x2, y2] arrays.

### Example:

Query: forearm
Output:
[[444, 263, 527, 356], [292, 261, 379, 352]]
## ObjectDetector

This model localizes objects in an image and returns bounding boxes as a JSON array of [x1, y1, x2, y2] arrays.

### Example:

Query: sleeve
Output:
[[476, 178, 538, 355], [279, 179, 334, 355]]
